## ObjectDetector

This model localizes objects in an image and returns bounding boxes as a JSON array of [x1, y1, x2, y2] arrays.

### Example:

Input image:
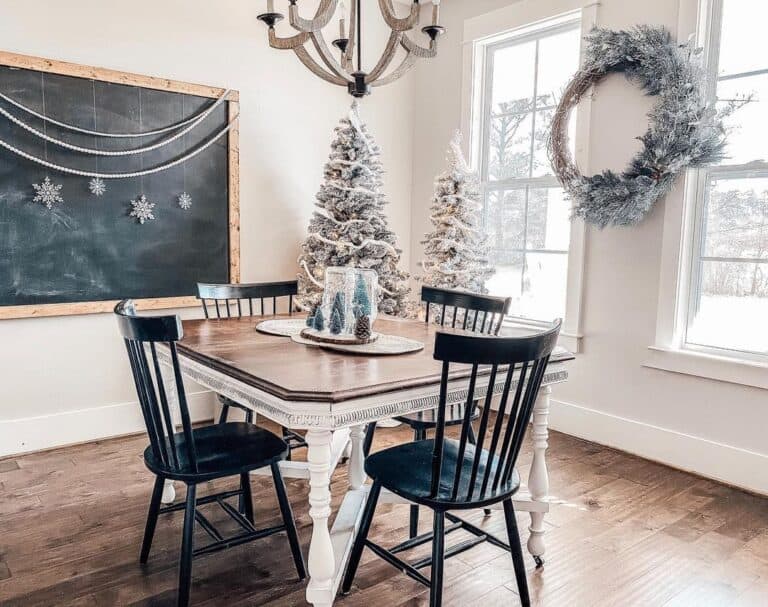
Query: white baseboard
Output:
[[549, 398, 768, 496], [0, 391, 217, 458]]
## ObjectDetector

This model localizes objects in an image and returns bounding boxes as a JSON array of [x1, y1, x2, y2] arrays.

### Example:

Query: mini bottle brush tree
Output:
[[419, 131, 495, 294], [352, 272, 372, 318], [330, 291, 346, 334], [313, 307, 325, 331], [297, 102, 411, 316]]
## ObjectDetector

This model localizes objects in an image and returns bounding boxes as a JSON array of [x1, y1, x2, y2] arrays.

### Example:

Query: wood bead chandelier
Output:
[[257, 0, 444, 98]]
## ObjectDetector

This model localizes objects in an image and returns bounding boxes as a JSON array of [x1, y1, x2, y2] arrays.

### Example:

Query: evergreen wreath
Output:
[[549, 26, 741, 228]]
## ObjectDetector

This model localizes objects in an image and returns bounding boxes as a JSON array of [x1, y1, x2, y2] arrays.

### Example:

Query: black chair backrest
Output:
[[429, 319, 562, 504], [197, 280, 298, 319], [115, 300, 198, 474], [421, 286, 511, 335]]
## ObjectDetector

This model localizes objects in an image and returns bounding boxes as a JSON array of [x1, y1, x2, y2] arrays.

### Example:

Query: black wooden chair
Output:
[[115, 300, 306, 607], [196, 281, 307, 457], [342, 320, 561, 607], [363, 285, 512, 536]]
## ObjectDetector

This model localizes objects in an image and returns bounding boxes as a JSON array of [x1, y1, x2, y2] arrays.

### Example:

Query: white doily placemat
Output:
[[290, 332, 424, 355], [255, 318, 308, 337]]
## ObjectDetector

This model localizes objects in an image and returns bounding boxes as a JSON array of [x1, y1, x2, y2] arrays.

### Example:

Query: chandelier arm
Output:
[[293, 45, 350, 86], [401, 33, 437, 59], [365, 31, 403, 83], [369, 52, 417, 87], [378, 0, 420, 32], [268, 28, 311, 50], [289, 0, 338, 32], [311, 32, 353, 80]]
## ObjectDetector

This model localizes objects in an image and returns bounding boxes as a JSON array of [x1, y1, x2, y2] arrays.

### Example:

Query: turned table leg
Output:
[[348, 425, 367, 490], [527, 385, 551, 567], [306, 429, 335, 607]]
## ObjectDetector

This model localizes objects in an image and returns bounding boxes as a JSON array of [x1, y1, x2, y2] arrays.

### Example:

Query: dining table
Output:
[[156, 314, 573, 607]]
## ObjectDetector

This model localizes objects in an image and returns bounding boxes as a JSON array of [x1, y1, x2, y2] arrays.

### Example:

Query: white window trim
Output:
[[460, 0, 598, 354], [645, 0, 768, 390]]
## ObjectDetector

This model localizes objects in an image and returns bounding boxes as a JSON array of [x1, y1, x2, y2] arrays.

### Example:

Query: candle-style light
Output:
[[422, 0, 444, 41], [431, 0, 440, 25], [257, 0, 283, 28], [339, 1, 346, 39], [257, 0, 444, 98]]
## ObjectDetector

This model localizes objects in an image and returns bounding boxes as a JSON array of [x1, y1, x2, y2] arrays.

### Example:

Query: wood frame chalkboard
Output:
[[0, 51, 240, 320]]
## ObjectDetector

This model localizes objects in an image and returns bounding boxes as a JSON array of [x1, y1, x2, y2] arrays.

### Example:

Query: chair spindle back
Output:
[[197, 280, 298, 319], [421, 286, 511, 335], [115, 300, 197, 474], [430, 320, 561, 504]]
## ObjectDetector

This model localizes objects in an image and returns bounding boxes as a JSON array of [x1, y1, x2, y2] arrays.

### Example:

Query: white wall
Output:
[[410, 0, 768, 494], [0, 0, 415, 455]]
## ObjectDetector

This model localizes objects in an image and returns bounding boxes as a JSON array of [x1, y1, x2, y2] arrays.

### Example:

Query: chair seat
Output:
[[365, 438, 520, 510], [394, 403, 479, 430], [144, 422, 288, 482]]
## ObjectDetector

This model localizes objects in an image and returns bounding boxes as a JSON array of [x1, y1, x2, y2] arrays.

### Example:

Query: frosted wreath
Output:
[[0, 89, 231, 157], [548, 26, 735, 228], [0, 89, 230, 138]]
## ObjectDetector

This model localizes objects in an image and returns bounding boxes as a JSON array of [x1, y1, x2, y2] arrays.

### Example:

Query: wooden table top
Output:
[[177, 315, 573, 403]]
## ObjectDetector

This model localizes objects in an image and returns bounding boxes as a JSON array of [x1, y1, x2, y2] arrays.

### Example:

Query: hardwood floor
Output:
[[0, 420, 766, 606]]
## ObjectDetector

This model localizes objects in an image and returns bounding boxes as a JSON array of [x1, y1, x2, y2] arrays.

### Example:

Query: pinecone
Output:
[[355, 315, 371, 340]]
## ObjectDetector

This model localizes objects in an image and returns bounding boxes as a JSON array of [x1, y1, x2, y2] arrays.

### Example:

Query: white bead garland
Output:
[[0, 90, 231, 157], [0, 116, 238, 179]]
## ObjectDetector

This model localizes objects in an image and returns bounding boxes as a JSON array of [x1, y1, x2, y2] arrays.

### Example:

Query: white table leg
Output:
[[162, 480, 176, 503], [306, 429, 335, 607], [527, 385, 551, 567], [348, 425, 366, 490]]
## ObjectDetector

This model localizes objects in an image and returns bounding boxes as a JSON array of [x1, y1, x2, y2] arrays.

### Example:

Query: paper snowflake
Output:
[[129, 195, 156, 224], [89, 177, 107, 197], [32, 176, 64, 209], [177, 192, 192, 210]]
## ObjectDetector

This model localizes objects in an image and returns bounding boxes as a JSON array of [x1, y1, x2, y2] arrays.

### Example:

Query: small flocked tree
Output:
[[297, 102, 411, 316], [352, 273, 372, 318], [419, 131, 495, 294]]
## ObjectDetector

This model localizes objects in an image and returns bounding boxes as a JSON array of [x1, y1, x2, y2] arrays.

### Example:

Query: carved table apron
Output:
[[156, 317, 570, 607]]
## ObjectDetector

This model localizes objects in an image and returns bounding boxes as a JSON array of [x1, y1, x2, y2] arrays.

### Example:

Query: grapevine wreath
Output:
[[548, 26, 738, 228]]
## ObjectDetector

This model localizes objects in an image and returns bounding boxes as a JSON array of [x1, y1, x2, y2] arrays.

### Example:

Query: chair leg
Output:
[[245, 410, 254, 424], [468, 423, 477, 445], [240, 472, 254, 524], [341, 480, 382, 594], [271, 463, 306, 580], [140, 476, 165, 564], [218, 404, 230, 424], [409, 427, 426, 538], [430, 511, 446, 607], [362, 421, 377, 457], [503, 499, 531, 607], [282, 426, 292, 460], [178, 484, 197, 607]]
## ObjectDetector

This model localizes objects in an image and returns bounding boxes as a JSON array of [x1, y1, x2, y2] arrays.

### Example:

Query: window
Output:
[[475, 17, 581, 322], [683, 0, 768, 358]]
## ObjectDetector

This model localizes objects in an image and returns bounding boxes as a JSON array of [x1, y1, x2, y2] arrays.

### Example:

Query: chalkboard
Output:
[[0, 52, 240, 319]]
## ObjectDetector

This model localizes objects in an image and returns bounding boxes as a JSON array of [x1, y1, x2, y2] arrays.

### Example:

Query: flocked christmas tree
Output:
[[297, 102, 411, 316], [419, 131, 495, 293]]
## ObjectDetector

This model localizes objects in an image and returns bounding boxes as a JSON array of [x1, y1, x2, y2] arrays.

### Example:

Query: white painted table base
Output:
[[157, 347, 565, 606]]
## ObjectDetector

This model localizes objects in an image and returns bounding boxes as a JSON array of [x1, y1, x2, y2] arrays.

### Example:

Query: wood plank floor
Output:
[[0, 421, 766, 606]]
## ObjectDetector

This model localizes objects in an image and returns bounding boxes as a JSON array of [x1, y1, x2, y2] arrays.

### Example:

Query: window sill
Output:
[[501, 318, 582, 354], [644, 346, 768, 390]]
